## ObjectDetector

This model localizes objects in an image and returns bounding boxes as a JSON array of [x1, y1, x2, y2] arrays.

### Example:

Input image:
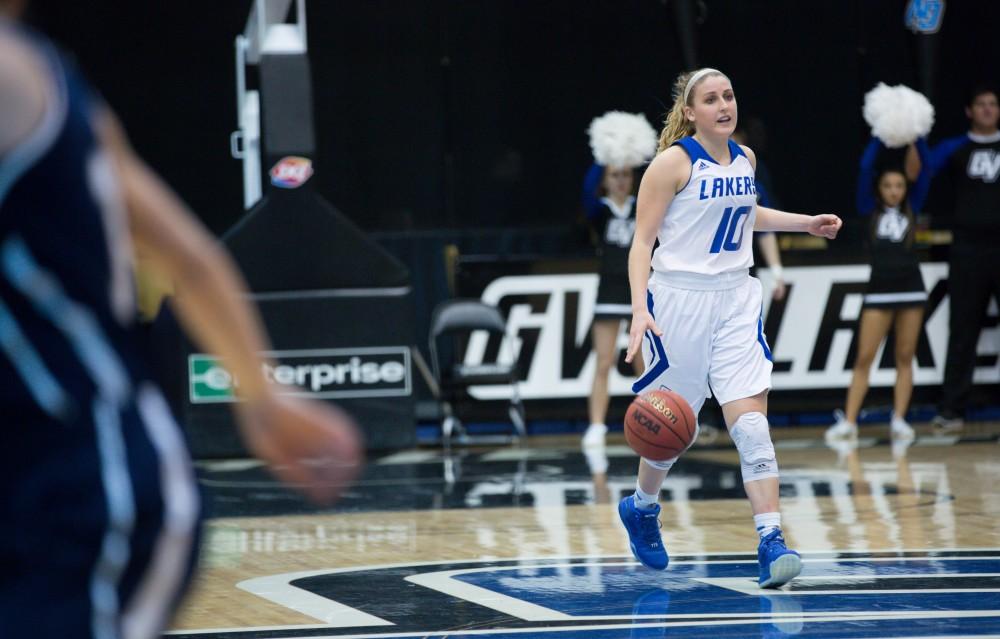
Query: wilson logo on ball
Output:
[[646, 395, 678, 424]]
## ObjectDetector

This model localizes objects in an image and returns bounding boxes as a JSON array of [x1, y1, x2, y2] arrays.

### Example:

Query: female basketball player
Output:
[[617, 68, 842, 588], [826, 138, 931, 444]]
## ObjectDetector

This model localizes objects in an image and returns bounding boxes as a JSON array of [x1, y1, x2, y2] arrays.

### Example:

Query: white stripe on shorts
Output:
[[863, 291, 927, 304], [593, 303, 631, 315], [122, 384, 200, 639], [0, 297, 71, 419], [90, 396, 136, 639], [1, 236, 131, 403]]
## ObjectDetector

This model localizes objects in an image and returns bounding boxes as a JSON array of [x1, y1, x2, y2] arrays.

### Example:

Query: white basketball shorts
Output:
[[631, 269, 773, 415]]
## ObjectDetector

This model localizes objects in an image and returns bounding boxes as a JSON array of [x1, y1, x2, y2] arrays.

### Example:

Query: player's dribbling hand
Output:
[[625, 308, 661, 364], [235, 393, 364, 505], [808, 214, 843, 239]]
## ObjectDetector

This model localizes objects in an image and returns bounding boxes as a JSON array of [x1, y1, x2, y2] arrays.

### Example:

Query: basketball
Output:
[[624, 390, 697, 461]]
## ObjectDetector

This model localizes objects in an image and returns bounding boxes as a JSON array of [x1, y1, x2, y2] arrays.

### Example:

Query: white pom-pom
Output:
[[863, 82, 935, 148], [587, 111, 658, 168]]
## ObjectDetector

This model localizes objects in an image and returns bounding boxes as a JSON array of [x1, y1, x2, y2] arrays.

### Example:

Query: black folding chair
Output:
[[428, 299, 526, 447]]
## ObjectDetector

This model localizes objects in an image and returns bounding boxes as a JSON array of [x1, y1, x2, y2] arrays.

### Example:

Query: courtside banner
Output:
[[458, 263, 998, 400], [189, 347, 411, 403]]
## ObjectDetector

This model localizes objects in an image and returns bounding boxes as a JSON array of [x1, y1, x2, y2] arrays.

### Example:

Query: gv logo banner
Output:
[[462, 265, 999, 400]]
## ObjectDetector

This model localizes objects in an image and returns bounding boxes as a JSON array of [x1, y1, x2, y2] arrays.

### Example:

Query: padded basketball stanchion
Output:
[[172, 0, 418, 457], [232, 0, 309, 211]]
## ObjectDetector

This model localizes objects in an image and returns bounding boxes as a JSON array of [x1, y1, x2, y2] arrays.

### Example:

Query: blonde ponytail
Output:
[[656, 69, 726, 153]]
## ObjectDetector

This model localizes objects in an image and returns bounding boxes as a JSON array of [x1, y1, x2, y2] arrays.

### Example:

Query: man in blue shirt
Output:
[[907, 85, 1000, 432]]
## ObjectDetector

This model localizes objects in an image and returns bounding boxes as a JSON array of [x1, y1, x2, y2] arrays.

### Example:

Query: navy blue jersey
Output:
[[0, 25, 147, 421], [591, 196, 636, 276], [926, 131, 1000, 241], [582, 163, 637, 277], [0, 26, 201, 637]]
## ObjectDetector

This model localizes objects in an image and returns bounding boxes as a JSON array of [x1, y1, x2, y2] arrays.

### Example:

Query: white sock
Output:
[[754, 512, 781, 538], [633, 484, 659, 510]]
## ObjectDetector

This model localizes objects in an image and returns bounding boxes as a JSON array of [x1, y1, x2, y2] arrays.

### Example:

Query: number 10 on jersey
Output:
[[709, 205, 752, 253]]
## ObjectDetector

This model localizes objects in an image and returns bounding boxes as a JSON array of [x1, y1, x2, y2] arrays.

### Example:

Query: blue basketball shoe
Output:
[[757, 529, 801, 588], [618, 497, 668, 570]]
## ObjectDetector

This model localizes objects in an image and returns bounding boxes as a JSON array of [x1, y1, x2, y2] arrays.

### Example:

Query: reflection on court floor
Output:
[[169, 429, 1000, 638]]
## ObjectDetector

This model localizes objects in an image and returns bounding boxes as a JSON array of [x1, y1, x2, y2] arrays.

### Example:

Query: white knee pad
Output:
[[730, 412, 778, 482], [641, 423, 698, 471]]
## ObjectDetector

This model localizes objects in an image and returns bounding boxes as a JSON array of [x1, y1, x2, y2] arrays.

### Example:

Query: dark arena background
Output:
[[11, 0, 1000, 638]]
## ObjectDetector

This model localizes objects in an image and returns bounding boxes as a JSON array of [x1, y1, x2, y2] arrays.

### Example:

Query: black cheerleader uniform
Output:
[[592, 195, 635, 318], [856, 138, 931, 309], [864, 207, 926, 308]]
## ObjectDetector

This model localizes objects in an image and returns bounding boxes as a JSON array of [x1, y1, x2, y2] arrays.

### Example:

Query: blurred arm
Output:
[[0, 33, 48, 159], [909, 138, 932, 212], [94, 107, 274, 401], [96, 109, 368, 505], [856, 137, 881, 215], [907, 134, 970, 180], [904, 143, 921, 182], [582, 162, 605, 221]]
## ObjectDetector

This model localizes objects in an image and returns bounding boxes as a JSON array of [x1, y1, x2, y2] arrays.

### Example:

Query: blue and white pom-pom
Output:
[[587, 111, 658, 168], [863, 83, 935, 148]]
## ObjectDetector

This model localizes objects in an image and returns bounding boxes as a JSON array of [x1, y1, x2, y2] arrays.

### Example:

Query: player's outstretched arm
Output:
[[755, 206, 842, 239], [625, 147, 688, 364], [739, 144, 842, 239], [95, 108, 362, 504]]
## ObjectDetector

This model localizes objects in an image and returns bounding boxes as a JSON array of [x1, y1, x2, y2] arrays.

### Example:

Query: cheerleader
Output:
[[827, 84, 935, 442], [581, 112, 657, 449], [826, 139, 931, 442]]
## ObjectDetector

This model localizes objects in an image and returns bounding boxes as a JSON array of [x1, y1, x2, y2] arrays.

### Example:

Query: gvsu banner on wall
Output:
[[460, 264, 998, 400]]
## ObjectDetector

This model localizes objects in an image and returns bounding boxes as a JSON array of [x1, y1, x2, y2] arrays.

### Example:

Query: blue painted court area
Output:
[[436, 555, 1000, 638], [454, 558, 1000, 617]]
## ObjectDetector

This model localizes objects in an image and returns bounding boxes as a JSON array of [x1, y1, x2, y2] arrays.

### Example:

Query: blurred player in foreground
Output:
[[0, 6, 362, 637]]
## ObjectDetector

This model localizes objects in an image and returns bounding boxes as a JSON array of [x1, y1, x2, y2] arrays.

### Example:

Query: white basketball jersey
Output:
[[651, 137, 758, 276]]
